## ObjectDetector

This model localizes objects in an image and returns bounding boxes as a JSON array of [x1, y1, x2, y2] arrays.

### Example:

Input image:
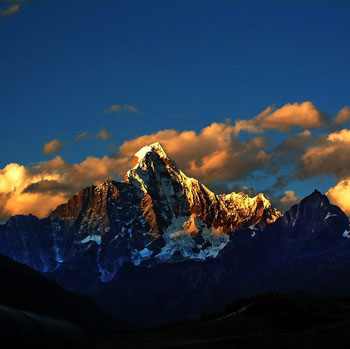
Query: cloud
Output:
[[0, 153, 127, 220], [0, 162, 66, 219], [5, 118, 347, 220], [0, 121, 273, 220], [259, 102, 327, 131], [107, 142, 117, 152], [104, 104, 139, 114], [22, 180, 74, 195], [274, 130, 313, 161], [116, 122, 270, 183], [43, 139, 65, 155], [232, 106, 273, 135], [74, 131, 89, 143], [93, 127, 112, 140], [233, 102, 328, 134], [334, 106, 350, 125], [279, 190, 300, 211], [269, 130, 315, 187], [1, 4, 20, 16], [124, 104, 139, 113], [326, 178, 350, 215], [299, 129, 350, 179], [104, 105, 121, 113]]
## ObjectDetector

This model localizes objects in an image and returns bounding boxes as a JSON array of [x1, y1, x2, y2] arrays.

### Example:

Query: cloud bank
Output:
[[0, 154, 127, 219], [1, 101, 350, 219], [117, 122, 269, 183]]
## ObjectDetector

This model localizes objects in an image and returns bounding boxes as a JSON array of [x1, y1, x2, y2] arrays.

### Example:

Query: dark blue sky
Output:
[[1, 0, 350, 216]]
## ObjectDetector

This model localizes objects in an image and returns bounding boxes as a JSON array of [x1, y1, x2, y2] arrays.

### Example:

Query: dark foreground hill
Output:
[[98, 292, 350, 349], [0, 252, 115, 339]]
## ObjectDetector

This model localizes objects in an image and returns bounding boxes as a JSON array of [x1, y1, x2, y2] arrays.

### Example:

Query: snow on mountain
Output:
[[0, 142, 281, 281], [90, 189, 350, 325], [2, 147, 350, 325]]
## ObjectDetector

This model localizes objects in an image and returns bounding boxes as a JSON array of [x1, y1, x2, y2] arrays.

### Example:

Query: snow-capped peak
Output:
[[124, 142, 189, 191], [221, 192, 272, 209], [132, 142, 169, 168], [254, 193, 272, 209]]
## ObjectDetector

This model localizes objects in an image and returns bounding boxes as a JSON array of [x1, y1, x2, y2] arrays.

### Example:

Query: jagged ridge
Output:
[[0, 142, 280, 281]]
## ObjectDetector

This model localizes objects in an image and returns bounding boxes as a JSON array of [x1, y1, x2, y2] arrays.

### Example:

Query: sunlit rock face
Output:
[[0, 142, 280, 281]]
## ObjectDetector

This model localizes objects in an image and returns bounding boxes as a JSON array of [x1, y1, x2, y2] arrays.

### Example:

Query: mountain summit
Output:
[[0, 143, 280, 280], [131, 142, 170, 168]]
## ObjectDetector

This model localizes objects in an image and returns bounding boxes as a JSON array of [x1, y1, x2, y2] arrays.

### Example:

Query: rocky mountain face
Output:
[[83, 189, 350, 325], [1, 143, 350, 325], [46, 188, 350, 325], [0, 143, 280, 282]]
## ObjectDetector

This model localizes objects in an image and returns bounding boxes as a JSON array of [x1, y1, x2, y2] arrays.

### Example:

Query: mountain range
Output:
[[0, 142, 350, 325]]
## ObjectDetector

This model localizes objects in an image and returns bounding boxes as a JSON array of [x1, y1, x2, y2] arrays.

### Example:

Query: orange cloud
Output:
[[124, 104, 139, 113], [43, 139, 65, 155], [93, 127, 112, 140], [9, 117, 343, 220], [104, 104, 139, 114], [326, 178, 350, 215], [280, 190, 300, 205], [0, 122, 274, 219], [117, 122, 270, 183], [233, 101, 327, 134], [0, 154, 125, 219], [74, 131, 89, 142], [300, 129, 350, 179], [1, 4, 20, 17], [0, 162, 64, 218], [259, 102, 326, 130], [104, 105, 121, 113], [3, 192, 67, 218], [334, 106, 350, 125]]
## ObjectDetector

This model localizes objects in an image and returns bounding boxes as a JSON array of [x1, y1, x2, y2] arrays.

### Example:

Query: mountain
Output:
[[86, 189, 350, 324], [0, 142, 280, 282], [1, 142, 350, 325], [0, 251, 114, 339], [99, 292, 350, 348]]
